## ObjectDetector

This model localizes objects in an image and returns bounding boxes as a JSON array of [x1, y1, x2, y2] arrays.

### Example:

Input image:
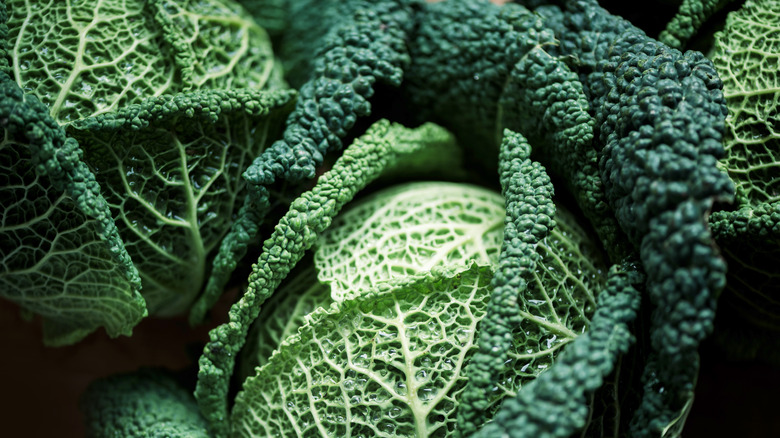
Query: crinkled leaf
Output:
[[659, 0, 737, 49], [5, 0, 277, 124], [234, 183, 607, 438], [713, 0, 780, 207], [472, 264, 642, 438], [498, 203, 607, 395], [81, 369, 211, 438], [195, 121, 458, 437], [314, 181, 505, 303], [709, 0, 780, 336], [190, 0, 416, 325], [542, 2, 733, 434], [457, 129, 608, 436], [231, 264, 494, 438], [239, 262, 331, 381], [0, 74, 145, 346], [241, 180, 500, 380], [148, 0, 276, 90], [68, 88, 295, 316]]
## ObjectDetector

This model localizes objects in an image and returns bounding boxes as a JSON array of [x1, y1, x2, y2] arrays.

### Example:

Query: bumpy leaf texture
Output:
[[3, 0, 283, 323], [404, 0, 627, 262], [709, 0, 780, 344], [314, 182, 505, 302], [240, 180, 503, 383], [239, 262, 332, 381], [234, 166, 607, 437], [659, 0, 737, 49], [0, 72, 146, 345], [195, 121, 457, 437], [192, 0, 418, 323], [529, 0, 734, 435], [69, 88, 295, 316], [81, 369, 211, 438], [232, 265, 494, 438], [456, 129, 610, 436], [5, 0, 276, 124], [471, 263, 642, 438]]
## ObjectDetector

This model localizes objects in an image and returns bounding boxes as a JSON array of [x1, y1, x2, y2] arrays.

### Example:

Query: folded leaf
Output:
[[232, 264, 495, 438], [69, 88, 295, 316], [4, 0, 277, 124], [195, 121, 458, 437], [0, 73, 146, 346], [315, 181, 505, 303], [194, 0, 418, 323], [472, 263, 642, 438]]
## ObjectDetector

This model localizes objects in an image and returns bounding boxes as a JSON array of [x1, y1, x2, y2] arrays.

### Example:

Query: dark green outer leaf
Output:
[[195, 0, 417, 325], [545, 1, 734, 435], [404, 0, 629, 262], [0, 72, 145, 345], [0, 0, 9, 75]]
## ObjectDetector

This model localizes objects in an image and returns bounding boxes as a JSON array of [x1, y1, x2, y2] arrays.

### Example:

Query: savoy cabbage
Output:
[[1, 0, 779, 436], [0, 0, 290, 341]]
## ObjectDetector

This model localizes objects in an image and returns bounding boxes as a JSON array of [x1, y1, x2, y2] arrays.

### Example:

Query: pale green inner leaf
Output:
[[713, 0, 780, 205], [232, 265, 494, 438], [314, 181, 505, 303], [7, 0, 178, 123], [234, 183, 607, 437]]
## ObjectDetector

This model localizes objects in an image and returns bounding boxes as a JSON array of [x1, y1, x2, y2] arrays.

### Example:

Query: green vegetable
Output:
[[239, 262, 332, 380], [0, 71, 146, 346], [195, 120, 459, 437], [708, 0, 780, 358], [69, 88, 295, 316], [190, 0, 419, 323], [456, 128, 609, 436], [1, 0, 776, 436], [81, 369, 211, 438], [455, 128, 556, 436], [0, 0, 288, 336], [239, 179, 504, 380], [233, 161, 608, 437], [404, 0, 628, 262]]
